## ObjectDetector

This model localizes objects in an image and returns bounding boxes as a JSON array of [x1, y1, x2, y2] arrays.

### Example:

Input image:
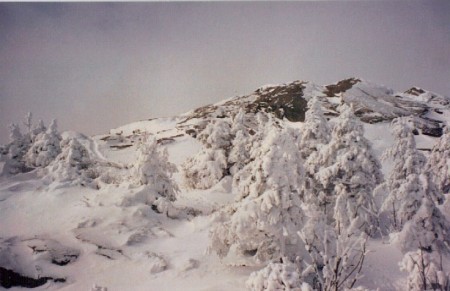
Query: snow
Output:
[[1, 80, 449, 291]]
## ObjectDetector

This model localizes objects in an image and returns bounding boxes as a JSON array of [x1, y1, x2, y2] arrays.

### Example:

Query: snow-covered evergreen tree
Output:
[[299, 96, 330, 160], [209, 125, 305, 264], [425, 125, 450, 194], [393, 197, 449, 291], [25, 119, 62, 168], [381, 117, 443, 231], [314, 105, 382, 235], [47, 137, 97, 187], [228, 109, 251, 175], [300, 97, 332, 214], [23, 112, 33, 134], [182, 119, 232, 189], [0, 123, 32, 175], [400, 249, 450, 291], [383, 117, 425, 188], [299, 205, 368, 291], [395, 197, 450, 254], [133, 136, 179, 201]]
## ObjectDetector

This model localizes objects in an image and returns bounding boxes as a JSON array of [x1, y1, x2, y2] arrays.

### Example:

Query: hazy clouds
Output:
[[1, 1, 449, 143]]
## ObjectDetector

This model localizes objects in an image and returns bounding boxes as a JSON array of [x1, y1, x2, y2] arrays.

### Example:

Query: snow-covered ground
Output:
[[1, 79, 449, 290]]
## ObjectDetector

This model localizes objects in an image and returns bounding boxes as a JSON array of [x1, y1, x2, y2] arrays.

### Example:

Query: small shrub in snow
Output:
[[246, 261, 303, 291]]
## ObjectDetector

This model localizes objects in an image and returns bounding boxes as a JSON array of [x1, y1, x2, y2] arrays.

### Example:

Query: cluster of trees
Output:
[[183, 97, 450, 290], [0, 114, 179, 206]]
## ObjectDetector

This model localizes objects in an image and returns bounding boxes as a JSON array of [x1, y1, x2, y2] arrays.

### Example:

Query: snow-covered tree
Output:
[[47, 137, 97, 188], [394, 197, 450, 254], [25, 119, 62, 168], [400, 249, 450, 291], [31, 120, 46, 140], [23, 112, 33, 133], [383, 117, 425, 188], [198, 118, 233, 150], [228, 129, 251, 176], [381, 117, 443, 231], [425, 125, 450, 194], [314, 105, 382, 235], [299, 205, 368, 291], [394, 197, 449, 291], [0, 123, 32, 175], [300, 97, 332, 214], [246, 260, 303, 291], [299, 96, 330, 160], [228, 109, 252, 175], [209, 126, 305, 264], [133, 136, 179, 201], [182, 119, 232, 189], [230, 108, 248, 135]]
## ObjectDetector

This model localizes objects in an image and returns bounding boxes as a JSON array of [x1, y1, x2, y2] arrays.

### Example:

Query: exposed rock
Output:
[[405, 87, 426, 96], [245, 81, 308, 122], [0, 267, 65, 289], [324, 77, 361, 97]]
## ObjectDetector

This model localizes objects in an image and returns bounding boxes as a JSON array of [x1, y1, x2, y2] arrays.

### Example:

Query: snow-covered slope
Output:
[[0, 78, 449, 290]]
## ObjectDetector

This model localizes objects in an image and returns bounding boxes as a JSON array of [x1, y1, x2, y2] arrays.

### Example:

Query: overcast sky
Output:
[[1, 1, 449, 144]]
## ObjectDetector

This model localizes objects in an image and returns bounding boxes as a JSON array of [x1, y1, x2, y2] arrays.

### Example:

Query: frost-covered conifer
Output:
[[230, 108, 248, 135], [315, 105, 382, 235], [31, 120, 46, 140], [209, 126, 305, 264], [299, 205, 367, 291], [25, 119, 62, 168], [392, 181, 450, 291], [1, 123, 32, 175], [299, 96, 330, 160], [23, 112, 33, 133], [228, 109, 251, 175], [425, 126, 450, 194], [381, 117, 443, 230], [383, 117, 425, 188], [47, 137, 97, 187], [400, 249, 450, 291], [395, 198, 450, 254], [133, 137, 179, 201], [300, 97, 332, 211], [182, 119, 232, 189]]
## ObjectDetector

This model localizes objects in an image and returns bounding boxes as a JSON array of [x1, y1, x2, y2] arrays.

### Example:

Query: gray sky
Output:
[[1, 1, 449, 144]]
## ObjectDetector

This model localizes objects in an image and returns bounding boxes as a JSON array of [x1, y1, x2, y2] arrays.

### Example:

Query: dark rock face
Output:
[[246, 81, 308, 122], [405, 87, 426, 96], [421, 126, 443, 137], [0, 267, 65, 289], [324, 78, 361, 97]]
